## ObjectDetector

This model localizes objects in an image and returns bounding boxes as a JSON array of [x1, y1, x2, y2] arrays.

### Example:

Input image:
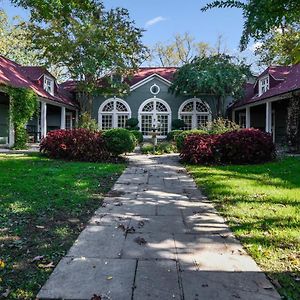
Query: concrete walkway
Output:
[[38, 154, 280, 300]]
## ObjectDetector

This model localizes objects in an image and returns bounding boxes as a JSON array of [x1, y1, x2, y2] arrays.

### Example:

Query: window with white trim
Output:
[[99, 98, 131, 130], [179, 99, 212, 130], [258, 76, 269, 96], [43, 75, 54, 95]]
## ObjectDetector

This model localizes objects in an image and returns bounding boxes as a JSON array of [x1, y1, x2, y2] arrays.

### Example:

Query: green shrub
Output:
[[203, 117, 240, 134], [14, 126, 29, 150], [103, 128, 135, 156], [167, 130, 183, 141], [130, 130, 143, 144], [172, 119, 185, 130], [176, 129, 207, 152], [79, 112, 98, 131], [126, 118, 139, 130], [141, 141, 177, 155]]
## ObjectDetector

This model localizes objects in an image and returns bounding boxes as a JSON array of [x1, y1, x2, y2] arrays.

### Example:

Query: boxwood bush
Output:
[[180, 128, 276, 165], [166, 130, 183, 142], [129, 130, 143, 145], [40, 129, 110, 162], [102, 128, 135, 156]]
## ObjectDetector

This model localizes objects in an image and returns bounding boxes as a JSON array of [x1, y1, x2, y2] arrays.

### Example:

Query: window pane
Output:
[[181, 115, 192, 130], [117, 115, 128, 128], [197, 115, 208, 128], [157, 115, 169, 136], [141, 115, 152, 135], [102, 115, 113, 129]]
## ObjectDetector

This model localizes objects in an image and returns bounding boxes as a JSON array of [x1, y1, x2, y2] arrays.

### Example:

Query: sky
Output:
[[0, 0, 258, 69]]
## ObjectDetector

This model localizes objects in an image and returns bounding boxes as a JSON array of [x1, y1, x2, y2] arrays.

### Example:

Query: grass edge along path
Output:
[[187, 156, 300, 300], [0, 153, 125, 299]]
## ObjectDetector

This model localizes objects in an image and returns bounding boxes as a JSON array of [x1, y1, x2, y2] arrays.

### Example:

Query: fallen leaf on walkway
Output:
[[125, 226, 136, 234], [134, 237, 147, 245], [36, 225, 45, 229], [91, 294, 102, 300], [106, 276, 113, 280], [31, 255, 44, 263], [118, 224, 126, 231], [38, 261, 55, 269], [137, 221, 145, 228]]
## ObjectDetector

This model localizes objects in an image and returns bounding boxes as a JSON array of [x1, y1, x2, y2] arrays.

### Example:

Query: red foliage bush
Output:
[[40, 129, 110, 162], [180, 129, 276, 165], [180, 133, 220, 164], [217, 128, 276, 164]]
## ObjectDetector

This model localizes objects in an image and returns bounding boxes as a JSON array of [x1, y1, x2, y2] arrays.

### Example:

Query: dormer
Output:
[[258, 75, 269, 96], [43, 75, 55, 96]]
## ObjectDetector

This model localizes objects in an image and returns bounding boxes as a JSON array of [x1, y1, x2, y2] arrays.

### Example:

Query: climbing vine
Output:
[[5, 87, 38, 149], [287, 95, 300, 153]]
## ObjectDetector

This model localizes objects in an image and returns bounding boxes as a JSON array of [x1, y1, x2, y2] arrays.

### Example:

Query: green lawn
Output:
[[187, 157, 300, 300], [0, 154, 125, 299]]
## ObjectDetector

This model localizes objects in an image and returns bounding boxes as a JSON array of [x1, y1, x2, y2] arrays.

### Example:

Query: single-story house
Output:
[[231, 64, 300, 145], [0, 56, 79, 147], [63, 67, 233, 139], [1, 54, 299, 148]]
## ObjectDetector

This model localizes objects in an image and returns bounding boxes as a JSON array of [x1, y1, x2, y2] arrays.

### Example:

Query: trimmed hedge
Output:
[[129, 130, 143, 144], [166, 130, 183, 142], [40, 129, 110, 162], [180, 129, 276, 165], [102, 128, 135, 156]]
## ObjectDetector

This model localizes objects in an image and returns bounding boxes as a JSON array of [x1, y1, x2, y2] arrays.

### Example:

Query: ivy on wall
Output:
[[5, 87, 38, 149], [287, 95, 300, 153]]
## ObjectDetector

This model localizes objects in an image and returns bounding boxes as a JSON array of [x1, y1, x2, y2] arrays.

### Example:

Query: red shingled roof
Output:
[[233, 64, 300, 108], [0, 56, 77, 108], [129, 67, 177, 86], [21, 66, 55, 81]]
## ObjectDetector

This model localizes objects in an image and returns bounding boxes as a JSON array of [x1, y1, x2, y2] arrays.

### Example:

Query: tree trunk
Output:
[[216, 96, 223, 117], [287, 95, 300, 153]]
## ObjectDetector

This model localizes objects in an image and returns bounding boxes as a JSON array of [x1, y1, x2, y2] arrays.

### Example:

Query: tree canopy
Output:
[[201, 0, 300, 52], [151, 33, 228, 67], [23, 1, 148, 114], [170, 54, 251, 116], [255, 24, 300, 66], [0, 9, 40, 65]]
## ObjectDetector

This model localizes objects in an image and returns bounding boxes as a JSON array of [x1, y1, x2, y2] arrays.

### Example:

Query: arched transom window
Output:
[[98, 98, 131, 130], [179, 98, 212, 130]]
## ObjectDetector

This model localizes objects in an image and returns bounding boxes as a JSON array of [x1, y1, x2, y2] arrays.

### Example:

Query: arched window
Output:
[[138, 98, 171, 137], [178, 98, 212, 130], [98, 98, 131, 130]]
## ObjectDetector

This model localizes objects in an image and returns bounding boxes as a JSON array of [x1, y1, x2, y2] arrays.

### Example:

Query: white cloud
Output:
[[248, 41, 263, 52], [145, 16, 167, 27]]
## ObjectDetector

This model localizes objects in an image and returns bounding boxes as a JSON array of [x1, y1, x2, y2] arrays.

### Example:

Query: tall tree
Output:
[[201, 0, 300, 57], [24, 1, 148, 114], [0, 9, 40, 65], [255, 24, 300, 66], [170, 54, 251, 116], [151, 32, 216, 67]]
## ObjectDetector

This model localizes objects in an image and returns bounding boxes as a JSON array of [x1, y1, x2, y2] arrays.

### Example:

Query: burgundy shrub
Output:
[[180, 134, 220, 164], [40, 129, 110, 162], [217, 128, 276, 164]]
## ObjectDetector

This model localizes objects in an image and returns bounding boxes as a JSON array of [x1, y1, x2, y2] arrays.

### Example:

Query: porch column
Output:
[[265, 101, 272, 133], [75, 110, 79, 128], [60, 106, 66, 129], [41, 102, 47, 138], [8, 117, 15, 147], [245, 106, 251, 128], [232, 109, 236, 123], [8, 97, 15, 147]]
